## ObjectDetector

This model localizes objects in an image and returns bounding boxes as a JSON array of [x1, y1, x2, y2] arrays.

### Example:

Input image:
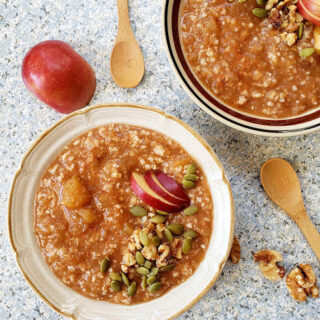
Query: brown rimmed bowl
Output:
[[162, 0, 320, 136], [8, 103, 234, 320]]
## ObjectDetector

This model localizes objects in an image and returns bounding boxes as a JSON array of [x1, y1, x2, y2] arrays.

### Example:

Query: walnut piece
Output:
[[286, 264, 319, 301], [298, 264, 317, 288], [229, 236, 241, 264], [141, 244, 158, 260], [156, 223, 166, 239], [156, 244, 170, 267], [171, 238, 183, 260], [253, 249, 286, 281]]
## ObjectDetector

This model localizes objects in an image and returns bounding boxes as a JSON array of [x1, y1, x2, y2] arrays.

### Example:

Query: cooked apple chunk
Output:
[[61, 176, 91, 209]]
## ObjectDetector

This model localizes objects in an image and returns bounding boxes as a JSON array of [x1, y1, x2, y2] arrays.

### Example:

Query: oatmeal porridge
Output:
[[181, 0, 320, 118], [34, 124, 213, 304]]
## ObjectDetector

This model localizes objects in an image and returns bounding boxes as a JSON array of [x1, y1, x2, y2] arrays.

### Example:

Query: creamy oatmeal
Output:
[[34, 124, 213, 304], [181, 0, 320, 118]]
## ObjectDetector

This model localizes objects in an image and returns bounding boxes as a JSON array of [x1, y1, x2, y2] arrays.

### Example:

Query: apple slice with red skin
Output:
[[298, 0, 320, 26], [144, 172, 190, 207], [131, 172, 186, 213], [154, 172, 190, 202]]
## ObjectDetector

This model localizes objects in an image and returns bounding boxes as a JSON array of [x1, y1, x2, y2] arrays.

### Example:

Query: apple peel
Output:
[[131, 172, 187, 213], [144, 172, 190, 207], [154, 172, 190, 202], [298, 0, 320, 26]]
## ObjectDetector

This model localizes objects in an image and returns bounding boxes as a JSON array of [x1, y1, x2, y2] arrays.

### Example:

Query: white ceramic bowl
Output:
[[8, 103, 234, 320], [162, 0, 320, 137]]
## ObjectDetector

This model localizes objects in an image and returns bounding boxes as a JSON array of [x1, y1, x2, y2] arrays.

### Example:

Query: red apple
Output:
[[144, 172, 190, 206], [154, 172, 190, 202], [131, 172, 185, 213], [22, 40, 96, 114], [298, 0, 320, 26]]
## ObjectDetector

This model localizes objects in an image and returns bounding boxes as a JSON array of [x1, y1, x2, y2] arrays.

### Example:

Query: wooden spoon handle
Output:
[[294, 211, 320, 261], [116, 0, 133, 40]]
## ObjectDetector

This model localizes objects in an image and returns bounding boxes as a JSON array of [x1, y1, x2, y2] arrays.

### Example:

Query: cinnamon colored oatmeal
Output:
[[181, 0, 320, 118], [34, 124, 213, 304]]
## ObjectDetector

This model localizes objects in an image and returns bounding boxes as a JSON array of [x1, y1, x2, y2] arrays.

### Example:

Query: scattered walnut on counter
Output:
[[286, 264, 319, 301], [229, 236, 241, 264], [253, 249, 286, 281]]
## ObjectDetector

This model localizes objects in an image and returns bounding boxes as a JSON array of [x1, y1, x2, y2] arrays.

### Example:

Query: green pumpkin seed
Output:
[[139, 230, 149, 247], [111, 280, 121, 292], [151, 215, 166, 224], [136, 251, 145, 266], [239, 0, 247, 2], [252, 8, 268, 18], [300, 47, 314, 58], [121, 272, 130, 286], [144, 260, 152, 269], [149, 267, 159, 277], [186, 164, 197, 174], [167, 224, 184, 235], [137, 267, 150, 275], [256, 0, 266, 5], [164, 228, 173, 243], [183, 180, 195, 189], [152, 236, 161, 247], [182, 237, 193, 254], [183, 174, 197, 182], [183, 206, 198, 216], [147, 275, 157, 285], [110, 272, 122, 282], [298, 23, 304, 40], [142, 275, 147, 290], [128, 281, 137, 296], [100, 258, 111, 273], [183, 230, 198, 239], [130, 206, 147, 217], [149, 282, 161, 293], [160, 264, 175, 272], [156, 210, 169, 216]]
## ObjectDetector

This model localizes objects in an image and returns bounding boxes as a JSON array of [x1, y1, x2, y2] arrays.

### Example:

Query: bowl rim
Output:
[[162, 0, 320, 137], [8, 102, 235, 320]]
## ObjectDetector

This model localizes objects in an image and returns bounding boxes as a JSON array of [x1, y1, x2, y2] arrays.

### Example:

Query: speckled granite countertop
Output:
[[1, 0, 320, 319]]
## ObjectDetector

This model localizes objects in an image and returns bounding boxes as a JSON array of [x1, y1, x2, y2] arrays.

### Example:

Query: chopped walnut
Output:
[[128, 241, 136, 252], [122, 252, 136, 267], [141, 244, 158, 261], [280, 32, 298, 46], [269, 8, 281, 28], [286, 264, 319, 301], [121, 264, 129, 273], [310, 285, 319, 298], [253, 249, 286, 281], [276, 0, 291, 10], [157, 244, 170, 267], [266, 0, 279, 10], [131, 228, 142, 250], [298, 264, 317, 288], [171, 238, 183, 260], [145, 220, 155, 233], [156, 223, 166, 239], [286, 267, 307, 301], [229, 236, 241, 264], [262, 0, 308, 47], [304, 285, 319, 298]]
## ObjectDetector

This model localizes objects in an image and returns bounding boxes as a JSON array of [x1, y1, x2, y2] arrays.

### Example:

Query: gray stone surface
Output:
[[1, 0, 320, 319]]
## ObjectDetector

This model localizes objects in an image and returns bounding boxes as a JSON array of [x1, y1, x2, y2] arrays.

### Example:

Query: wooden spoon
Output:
[[260, 158, 320, 261], [110, 0, 145, 88]]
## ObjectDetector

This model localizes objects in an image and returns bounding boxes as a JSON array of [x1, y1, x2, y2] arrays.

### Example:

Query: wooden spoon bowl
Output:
[[110, 0, 145, 88], [261, 158, 320, 261]]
